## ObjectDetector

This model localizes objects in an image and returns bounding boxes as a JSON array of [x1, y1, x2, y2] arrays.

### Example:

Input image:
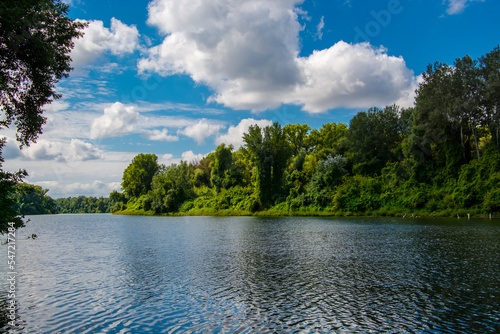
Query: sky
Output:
[[2, 0, 499, 198]]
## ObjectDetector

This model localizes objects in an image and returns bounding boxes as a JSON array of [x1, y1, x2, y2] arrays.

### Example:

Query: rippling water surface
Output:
[[1, 214, 499, 333]]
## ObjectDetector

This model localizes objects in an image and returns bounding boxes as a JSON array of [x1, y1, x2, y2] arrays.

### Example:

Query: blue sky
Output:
[[2, 0, 499, 198]]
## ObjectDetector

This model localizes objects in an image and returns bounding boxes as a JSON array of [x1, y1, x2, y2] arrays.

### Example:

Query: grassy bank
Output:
[[114, 206, 497, 219]]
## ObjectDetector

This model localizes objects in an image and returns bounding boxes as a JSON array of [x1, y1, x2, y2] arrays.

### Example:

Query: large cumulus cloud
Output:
[[138, 0, 418, 113]]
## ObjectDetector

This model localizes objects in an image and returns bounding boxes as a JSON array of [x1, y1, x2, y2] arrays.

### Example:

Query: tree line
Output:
[[113, 46, 500, 217], [12, 183, 115, 215]]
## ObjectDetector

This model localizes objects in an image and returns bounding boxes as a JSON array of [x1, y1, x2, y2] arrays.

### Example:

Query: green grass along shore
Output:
[[113, 207, 497, 219]]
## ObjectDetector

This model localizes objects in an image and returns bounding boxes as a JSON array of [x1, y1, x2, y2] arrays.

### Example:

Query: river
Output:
[[1, 214, 499, 333]]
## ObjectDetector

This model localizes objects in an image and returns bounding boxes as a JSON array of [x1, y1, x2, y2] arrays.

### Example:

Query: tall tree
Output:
[[411, 62, 465, 180], [410, 51, 496, 181], [283, 123, 311, 156], [148, 162, 194, 213], [210, 144, 233, 193], [243, 122, 291, 205], [122, 154, 160, 198], [309, 122, 348, 159], [346, 106, 402, 175], [192, 155, 213, 188], [0, 0, 85, 232], [452, 55, 484, 160], [480, 46, 500, 147]]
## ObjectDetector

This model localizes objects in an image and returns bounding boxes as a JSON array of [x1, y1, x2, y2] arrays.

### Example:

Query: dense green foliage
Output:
[[347, 106, 403, 175], [13, 183, 57, 215], [56, 196, 114, 214], [243, 123, 291, 205], [122, 153, 160, 198], [0, 0, 85, 232], [148, 161, 194, 213], [113, 47, 500, 218]]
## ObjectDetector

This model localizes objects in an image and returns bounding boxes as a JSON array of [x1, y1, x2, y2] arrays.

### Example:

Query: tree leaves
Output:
[[0, 0, 86, 147], [122, 154, 159, 198]]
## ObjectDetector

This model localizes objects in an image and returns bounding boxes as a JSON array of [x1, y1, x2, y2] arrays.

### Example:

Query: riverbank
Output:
[[113, 207, 498, 219]]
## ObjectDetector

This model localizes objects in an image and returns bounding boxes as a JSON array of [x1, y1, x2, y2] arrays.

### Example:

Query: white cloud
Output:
[[71, 18, 140, 68], [133, 101, 226, 115], [42, 105, 103, 140], [180, 118, 225, 145], [44, 100, 71, 113], [88, 101, 234, 143], [292, 42, 417, 113], [62, 0, 81, 6], [295, 7, 311, 21], [22, 141, 60, 161], [444, 0, 485, 15], [215, 118, 273, 149], [144, 128, 179, 141], [158, 153, 180, 166], [139, 0, 304, 110], [181, 150, 205, 163], [67, 139, 104, 161], [36, 180, 121, 198], [88, 101, 229, 141], [90, 62, 125, 74], [90, 102, 142, 139], [139, 0, 417, 113], [65, 180, 120, 195], [21, 139, 103, 162], [316, 16, 325, 40]]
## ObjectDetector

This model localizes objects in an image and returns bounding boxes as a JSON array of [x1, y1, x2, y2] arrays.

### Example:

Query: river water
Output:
[[0, 214, 499, 333]]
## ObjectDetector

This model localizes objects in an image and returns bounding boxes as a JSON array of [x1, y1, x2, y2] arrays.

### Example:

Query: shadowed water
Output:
[[1, 214, 499, 333]]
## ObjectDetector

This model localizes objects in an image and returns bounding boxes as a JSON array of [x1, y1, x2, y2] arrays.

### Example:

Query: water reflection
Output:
[[0, 215, 499, 333]]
